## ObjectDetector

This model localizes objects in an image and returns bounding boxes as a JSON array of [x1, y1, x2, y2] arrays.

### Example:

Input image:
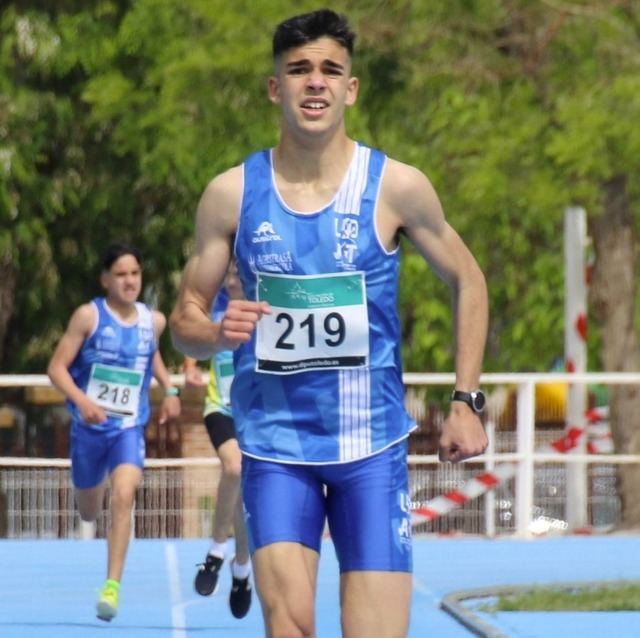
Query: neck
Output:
[[274, 131, 355, 184], [105, 298, 138, 323]]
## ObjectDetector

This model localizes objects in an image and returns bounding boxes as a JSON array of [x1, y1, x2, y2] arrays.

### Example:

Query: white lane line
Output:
[[165, 542, 186, 638], [413, 575, 442, 607]]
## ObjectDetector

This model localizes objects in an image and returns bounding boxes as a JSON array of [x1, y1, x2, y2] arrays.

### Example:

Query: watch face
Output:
[[472, 391, 486, 412]]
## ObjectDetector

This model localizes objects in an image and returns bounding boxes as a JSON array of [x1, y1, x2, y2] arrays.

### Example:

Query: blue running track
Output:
[[1, 535, 639, 637]]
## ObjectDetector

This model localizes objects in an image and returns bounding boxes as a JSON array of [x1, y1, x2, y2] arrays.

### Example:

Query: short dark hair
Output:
[[101, 242, 142, 271], [272, 9, 355, 59]]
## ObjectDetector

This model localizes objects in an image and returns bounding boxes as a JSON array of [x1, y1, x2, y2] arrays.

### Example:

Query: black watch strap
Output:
[[450, 389, 486, 414]]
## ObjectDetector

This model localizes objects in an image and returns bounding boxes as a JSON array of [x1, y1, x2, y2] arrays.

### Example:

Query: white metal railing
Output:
[[405, 371, 640, 536], [1, 372, 640, 538]]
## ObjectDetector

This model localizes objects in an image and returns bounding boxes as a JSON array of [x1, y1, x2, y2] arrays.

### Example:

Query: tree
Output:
[[0, 0, 285, 370], [350, 0, 640, 525], [2, 0, 639, 525]]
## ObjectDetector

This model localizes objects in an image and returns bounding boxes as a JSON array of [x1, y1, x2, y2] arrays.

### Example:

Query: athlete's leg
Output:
[[253, 542, 319, 638], [340, 571, 412, 638], [213, 436, 242, 544], [229, 490, 252, 619], [75, 481, 108, 521], [242, 457, 326, 637], [96, 461, 141, 622], [216, 437, 252, 619], [104, 427, 145, 582], [195, 413, 244, 598], [232, 496, 250, 565], [210, 421, 252, 617], [70, 423, 109, 522], [326, 441, 413, 638], [106, 463, 142, 582]]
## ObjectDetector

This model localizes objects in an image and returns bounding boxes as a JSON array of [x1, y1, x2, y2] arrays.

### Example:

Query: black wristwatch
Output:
[[450, 389, 486, 414]]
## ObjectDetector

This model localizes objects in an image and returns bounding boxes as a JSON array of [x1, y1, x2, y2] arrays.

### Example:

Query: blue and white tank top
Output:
[[68, 297, 157, 430], [232, 143, 415, 463], [204, 288, 234, 418]]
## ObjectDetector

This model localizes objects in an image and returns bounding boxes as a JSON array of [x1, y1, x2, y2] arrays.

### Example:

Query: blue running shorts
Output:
[[70, 423, 145, 489], [241, 439, 412, 573]]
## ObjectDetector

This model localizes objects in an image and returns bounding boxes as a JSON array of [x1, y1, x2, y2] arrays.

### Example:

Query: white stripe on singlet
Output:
[[336, 145, 373, 461], [339, 368, 372, 461], [334, 145, 370, 216]]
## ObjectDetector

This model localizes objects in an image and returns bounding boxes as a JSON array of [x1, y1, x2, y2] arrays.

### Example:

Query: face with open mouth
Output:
[[269, 36, 359, 136]]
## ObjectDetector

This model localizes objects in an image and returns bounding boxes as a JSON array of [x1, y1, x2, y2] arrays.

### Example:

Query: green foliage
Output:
[[1, 1, 639, 372], [352, 1, 639, 372]]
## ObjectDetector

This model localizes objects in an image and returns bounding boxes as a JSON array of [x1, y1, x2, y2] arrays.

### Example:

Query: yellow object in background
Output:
[[487, 382, 569, 427], [535, 383, 567, 422], [0, 406, 15, 428]]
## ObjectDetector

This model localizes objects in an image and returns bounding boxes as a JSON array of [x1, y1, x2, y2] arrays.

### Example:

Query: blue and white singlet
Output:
[[67, 297, 157, 430], [232, 143, 416, 464]]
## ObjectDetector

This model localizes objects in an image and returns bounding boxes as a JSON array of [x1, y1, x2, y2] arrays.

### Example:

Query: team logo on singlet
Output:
[[252, 221, 282, 243], [249, 251, 293, 272], [137, 326, 154, 354], [333, 216, 360, 269], [97, 326, 119, 357]]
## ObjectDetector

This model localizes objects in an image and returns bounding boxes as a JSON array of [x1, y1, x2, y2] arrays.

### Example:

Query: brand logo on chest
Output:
[[252, 221, 282, 243]]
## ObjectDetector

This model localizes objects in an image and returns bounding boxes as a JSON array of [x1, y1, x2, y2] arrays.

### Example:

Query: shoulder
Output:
[[380, 157, 445, 231], [202, 164, 244, 197], [196, 166, 244, 223], [65, 302, 98, 338], [193, 165, 245, 252], [151, 309, 167, 337], [72, 301, 98, 327], [381, 158, 441, 212]]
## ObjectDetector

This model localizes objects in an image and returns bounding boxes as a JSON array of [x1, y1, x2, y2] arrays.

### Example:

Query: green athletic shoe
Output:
[[96, 580, 120, 622]]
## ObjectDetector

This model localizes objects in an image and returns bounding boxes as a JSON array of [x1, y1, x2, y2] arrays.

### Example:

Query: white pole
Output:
[[564, 207, 589, 530], [484, 421, 496, 537], [516, 381, 535, 537]]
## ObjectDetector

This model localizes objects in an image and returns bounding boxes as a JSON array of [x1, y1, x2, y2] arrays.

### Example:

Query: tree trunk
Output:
[[589, 174, 640, 529]]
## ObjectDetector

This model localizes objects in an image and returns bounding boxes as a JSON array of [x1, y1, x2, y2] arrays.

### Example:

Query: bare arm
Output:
[[183, 356, 206, 387], [47, 303, 107, 424], [170, 166, 270, 359], [151, 311, 181, 424], [380, 159, 489, 462]]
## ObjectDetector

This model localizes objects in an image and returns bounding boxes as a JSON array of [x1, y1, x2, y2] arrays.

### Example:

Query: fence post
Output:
[[564, 207, 589, 529], [515, 380, 535, 537], [484, 420, 496, 537]]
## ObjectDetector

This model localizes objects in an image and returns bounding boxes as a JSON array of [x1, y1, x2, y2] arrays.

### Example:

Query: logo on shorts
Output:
[[252, 221, 282, 243], [396, 492, 412, 546]]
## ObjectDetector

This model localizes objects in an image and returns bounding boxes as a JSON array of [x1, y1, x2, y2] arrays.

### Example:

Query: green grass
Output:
[[483, 583, 640, 612]]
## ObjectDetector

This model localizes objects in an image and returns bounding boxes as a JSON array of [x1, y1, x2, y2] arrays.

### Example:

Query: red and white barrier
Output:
[[411, 411, 612, 525], [411, 463, 517, 523]]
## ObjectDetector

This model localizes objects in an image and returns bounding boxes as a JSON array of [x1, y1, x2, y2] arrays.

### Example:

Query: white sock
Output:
[[208, 540, 227, 559], [231, 557, 252, 580]]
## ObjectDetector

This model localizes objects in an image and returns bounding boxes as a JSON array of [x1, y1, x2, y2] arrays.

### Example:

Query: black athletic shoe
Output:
[[229, 562, 252, 619], [194, 554, 223, 596]]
